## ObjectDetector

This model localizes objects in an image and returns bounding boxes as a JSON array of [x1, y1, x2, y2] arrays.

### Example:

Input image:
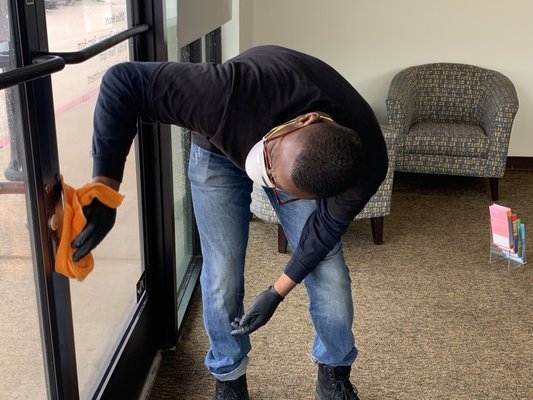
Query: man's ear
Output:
[[295, 112, 321, 127]]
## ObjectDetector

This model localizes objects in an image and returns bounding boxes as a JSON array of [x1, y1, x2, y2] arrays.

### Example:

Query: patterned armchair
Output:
[[250, 124, 398, 253], [386, 63, 519, 201]]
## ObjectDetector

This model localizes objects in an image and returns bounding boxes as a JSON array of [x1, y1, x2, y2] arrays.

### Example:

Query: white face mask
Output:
[[245, 119, 297, 187], [245, 115, 334, 187], [245, 139, 274, 188]]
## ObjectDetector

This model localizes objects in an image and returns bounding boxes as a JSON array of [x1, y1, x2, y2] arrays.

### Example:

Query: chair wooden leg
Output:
[[489, 178, 499, 201], [277, 224, 288, 254], [370, 217, 384, 245]]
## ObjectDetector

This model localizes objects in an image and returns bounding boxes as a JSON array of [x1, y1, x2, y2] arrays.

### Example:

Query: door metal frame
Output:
[[12, 1, 79, 398], [130, 0, 180, 351]]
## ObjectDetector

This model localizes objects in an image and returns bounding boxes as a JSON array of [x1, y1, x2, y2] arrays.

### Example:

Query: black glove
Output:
[[230, 286, 284, 336], [71, 198, 116, 262]]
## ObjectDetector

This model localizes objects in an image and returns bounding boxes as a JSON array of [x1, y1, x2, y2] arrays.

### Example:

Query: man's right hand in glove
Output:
[[230, 286, 284, 336]]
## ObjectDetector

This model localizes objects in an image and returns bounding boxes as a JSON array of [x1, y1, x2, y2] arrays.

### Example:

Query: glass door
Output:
[[45, 2, 143, 398], [0, 0, 174, 398]]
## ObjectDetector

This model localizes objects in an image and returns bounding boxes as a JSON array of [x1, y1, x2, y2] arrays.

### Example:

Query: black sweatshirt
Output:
[[91, 45, 388, 283]]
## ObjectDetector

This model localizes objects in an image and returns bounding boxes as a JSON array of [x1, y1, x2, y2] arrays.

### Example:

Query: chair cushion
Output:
[[401, 122, 489, 158]]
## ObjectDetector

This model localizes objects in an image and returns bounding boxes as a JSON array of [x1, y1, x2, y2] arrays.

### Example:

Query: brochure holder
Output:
[[489, 233, 527, 271], [488, 204, 527, 271]]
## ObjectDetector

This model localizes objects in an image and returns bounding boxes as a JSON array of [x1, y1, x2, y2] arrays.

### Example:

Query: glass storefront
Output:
[[0, 0, 212, 396]]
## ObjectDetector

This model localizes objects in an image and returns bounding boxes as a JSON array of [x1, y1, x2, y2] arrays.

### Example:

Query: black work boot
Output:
[[213, 374, 249, 400], [315, 364, 359, 400]]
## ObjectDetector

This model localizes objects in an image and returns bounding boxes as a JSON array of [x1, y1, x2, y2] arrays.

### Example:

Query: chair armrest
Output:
[[380, 124, 399, 169], [477, 73, 519, 176], [386, 69, 419, 135], [479, 73, 519, 137]]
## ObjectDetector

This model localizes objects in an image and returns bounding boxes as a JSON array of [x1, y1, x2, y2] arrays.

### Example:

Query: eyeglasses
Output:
[[263, 124, 303, 205], [262, 115, 333, 205]]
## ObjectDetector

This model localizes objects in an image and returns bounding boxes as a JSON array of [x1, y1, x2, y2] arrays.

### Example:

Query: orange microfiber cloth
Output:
[[54, 178, 124, 281]]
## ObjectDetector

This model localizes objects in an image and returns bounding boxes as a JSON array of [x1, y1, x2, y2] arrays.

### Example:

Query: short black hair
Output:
[[291, 123, 366, 198]]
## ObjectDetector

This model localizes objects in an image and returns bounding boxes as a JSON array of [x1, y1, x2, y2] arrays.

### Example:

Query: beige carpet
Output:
[[148, 171, 533, 400]]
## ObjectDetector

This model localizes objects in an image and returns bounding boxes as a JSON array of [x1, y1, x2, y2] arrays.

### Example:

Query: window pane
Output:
[[46, 2, 142, 398], [0, 3, 48, 397], [171, 128, 194, 299]]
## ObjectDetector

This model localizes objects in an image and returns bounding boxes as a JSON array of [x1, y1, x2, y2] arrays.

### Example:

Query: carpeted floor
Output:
[[148, 171, 533, 400]]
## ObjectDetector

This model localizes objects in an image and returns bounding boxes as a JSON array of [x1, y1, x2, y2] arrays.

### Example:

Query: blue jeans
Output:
[[188, 144, 357, 381]]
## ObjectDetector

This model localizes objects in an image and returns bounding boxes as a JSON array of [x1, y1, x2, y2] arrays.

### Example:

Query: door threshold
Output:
[[139, 351, 163, 399]]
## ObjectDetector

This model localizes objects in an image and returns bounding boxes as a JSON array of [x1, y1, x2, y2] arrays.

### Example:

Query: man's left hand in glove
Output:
[[230, 286, 284, 336], [71, 198, 116, 262], [71, 176, 121, 262]]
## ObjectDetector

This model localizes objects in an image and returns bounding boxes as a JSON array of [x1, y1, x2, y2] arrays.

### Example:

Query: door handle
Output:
[[0, 23, 151, 195], [34, 24, 150, 64], [0, 24, 150, 90], [0, 55, 65, 90]]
